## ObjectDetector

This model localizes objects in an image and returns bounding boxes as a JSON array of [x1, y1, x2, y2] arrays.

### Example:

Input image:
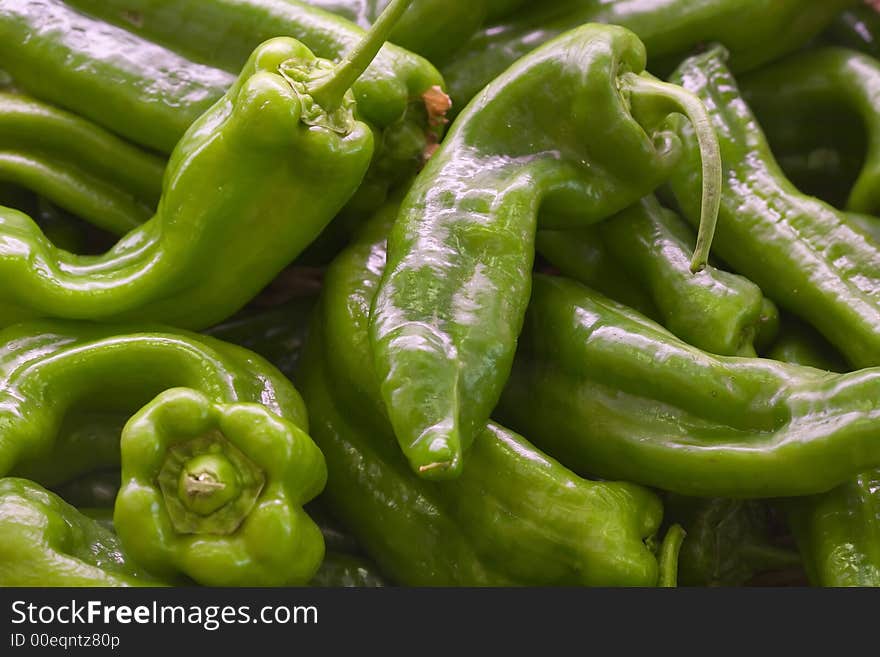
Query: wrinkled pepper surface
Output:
[[740, 47, 880, 215], [0, 477, 163, 586], [299, 209, 664, 586], [498, 274, 880, 498], [0, 34, 376, 328], [668, 46, 880, 370], [442, 0, 856, 111], [370, 24, 721, 479]]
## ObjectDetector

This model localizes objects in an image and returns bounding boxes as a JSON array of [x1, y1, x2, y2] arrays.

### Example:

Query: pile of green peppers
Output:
[[1, 0, 880, 588]]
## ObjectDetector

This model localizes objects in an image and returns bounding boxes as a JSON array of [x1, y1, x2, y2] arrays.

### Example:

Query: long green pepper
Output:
[[370, 24, 721, 479], [668, 46, 880, 370], [298, 208, 664, 586]]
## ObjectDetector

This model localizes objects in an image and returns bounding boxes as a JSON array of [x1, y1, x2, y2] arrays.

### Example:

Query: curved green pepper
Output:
[[0, 35, 375, 328], [370, 23, 721, 479], [539, 195, 777, 357], [668, 46, 880, 370], [0, 477, 163, 586], [442, 0, 856, 111], [0, 320, 308, 484], [54, 470, 120, 509], [299, 208, 664, 586], [0, 92, 164, 235], [767, 316, 848, 374], [114, 387, 326, 586], [498, 274, 880, 498], [740, 47, 880, 215]]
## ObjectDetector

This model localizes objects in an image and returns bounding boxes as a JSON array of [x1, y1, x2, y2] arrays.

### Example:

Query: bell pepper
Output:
[[0, 0, 446, 212], [0, 28, 386, 328], [0, 320, 309, 484], [538, 195, 778, 357], [497, 274, 880, 497], [667, 46, 880, 370], [0, 477, 163, 586], [0, 92, 164, 235], [114, 387, 327, 587], [442, 0, 856, 112], [370, 23, 721, 479], [740, 47, 880, 215], [298, 208, 664, 586]]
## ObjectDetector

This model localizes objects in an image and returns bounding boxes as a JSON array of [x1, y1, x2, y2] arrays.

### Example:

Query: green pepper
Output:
[[370, 24, 721, 479], [538, 195, 777, 357], [0, 92, 164, 235], [0, 31, 382, 328], [0, 477, 164, 586], [297, 0, 512, 63], [298, 207, 664, 586], [768, 322, 880, 587], [497, 274, 880, 498], [442, 0, 856, 112], [0, 0, 445, 211], [823, 4, 880, 58], [787, 473, 880, 587], [740, 47, 880, 215], [663, 496, 801, 587], [0, 321, 309, 484], [114, 387, 327, 586], [667, 46, 880, 370], [767, 316, 848, 374]]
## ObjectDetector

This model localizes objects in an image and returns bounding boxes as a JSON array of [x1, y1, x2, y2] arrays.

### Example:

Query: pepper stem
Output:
[[622, 73, 722, 273], [309, 0, 415, 111], [657, 524, 687, 587]]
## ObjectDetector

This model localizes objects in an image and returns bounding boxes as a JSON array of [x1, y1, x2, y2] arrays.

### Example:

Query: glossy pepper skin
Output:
[[0, 478, 163, 586], [0, 37, 373, 329], [114, 387, 327, 587], [498, 274, 880, 498], [0, 0, 234, 154], [0, 1, 443, 209], [740, 48, 880, 215], [0, 92, 163, 236], [664, 496, 801, 587], [298, 209, 664, 586], [0, 320, 309, 484], [442, 0, 856, 111], [370, 24, 721, 479], [58, 0, 445, 144], [311, 552, 387, 587], [770, 325, 880, 587], [668, 47, 880, 370], [538, 195, 778, 357], [299, 0, 527, 62]]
